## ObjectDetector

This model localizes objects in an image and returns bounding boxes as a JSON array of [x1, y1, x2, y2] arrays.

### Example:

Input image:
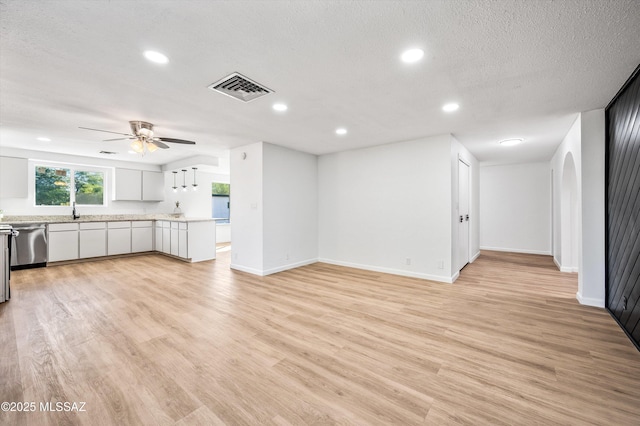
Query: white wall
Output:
[[229, 142, 318, 275], [550, 110, 605, 308], [0, 148, 216, 219], [318, 135, 462, 283], [480, 162, 551, 255], [263, 143, 318, 274], [578, 109, 606, 307], [552, 115, 582, 270], [230, 142, 264, 274]]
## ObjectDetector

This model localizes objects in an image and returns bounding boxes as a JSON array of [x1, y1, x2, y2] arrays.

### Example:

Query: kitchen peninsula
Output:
[[4, 214, 216, 265]]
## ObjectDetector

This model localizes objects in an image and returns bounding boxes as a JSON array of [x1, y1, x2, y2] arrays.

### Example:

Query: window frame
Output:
[[34, 162, 108, 208]]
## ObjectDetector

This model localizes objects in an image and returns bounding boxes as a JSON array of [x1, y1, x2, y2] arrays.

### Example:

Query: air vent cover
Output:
[[208, 72, 273, 102]]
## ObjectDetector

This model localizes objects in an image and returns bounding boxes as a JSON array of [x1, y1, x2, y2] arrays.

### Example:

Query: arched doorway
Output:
[[560, 153, 579, 273]]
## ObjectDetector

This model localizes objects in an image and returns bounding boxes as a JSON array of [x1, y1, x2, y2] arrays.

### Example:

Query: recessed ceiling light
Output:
[[499, 138, 524, 147], [272, 103, 288, 112], [143, 50, 169, 64], [335, 128, 347, 135], [128, 150, 137, 154], [37, 137, 51, 142], [442, 103, 459, 112], [401, 48, 424, 63]]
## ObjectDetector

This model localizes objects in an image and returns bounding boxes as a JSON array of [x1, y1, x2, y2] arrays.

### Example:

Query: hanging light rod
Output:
[[181, 169, 188, 191], [192, 167, 198, 191], [172, 171, 178, 192]]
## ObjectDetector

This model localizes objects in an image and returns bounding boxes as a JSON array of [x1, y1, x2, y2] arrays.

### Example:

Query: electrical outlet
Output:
[[286, 253, 290, 260], [437, 261, 444, 269], [233, 252, 238, 260], [405, 258, 411, 265]]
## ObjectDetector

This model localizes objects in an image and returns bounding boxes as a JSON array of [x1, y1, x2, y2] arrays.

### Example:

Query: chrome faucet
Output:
[[72, 201, 80, 220]]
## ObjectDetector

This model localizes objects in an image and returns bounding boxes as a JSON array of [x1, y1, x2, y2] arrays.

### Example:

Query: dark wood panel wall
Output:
[[606, 64, 640, 350]]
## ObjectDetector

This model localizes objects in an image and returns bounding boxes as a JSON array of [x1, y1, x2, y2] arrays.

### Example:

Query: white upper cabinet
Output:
[[113, 168, 165, 201], [142, 171, 165, 201], [0, 156, 28, 198], [113, 168, 142, 200]]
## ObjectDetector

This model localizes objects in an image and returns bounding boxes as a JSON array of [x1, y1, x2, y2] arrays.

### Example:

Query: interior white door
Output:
[[458, 160, 470, 270]]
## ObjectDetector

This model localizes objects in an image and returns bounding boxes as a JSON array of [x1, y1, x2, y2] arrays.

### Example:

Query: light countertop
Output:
[[2, 214, 217, 224]]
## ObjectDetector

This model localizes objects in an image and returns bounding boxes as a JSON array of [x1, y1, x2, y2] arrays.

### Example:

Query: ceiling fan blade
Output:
[[79, 126, 133, 137], [157, 137, 196, 145], [152, 140, 170, 149], [103, 137, 135, 142]]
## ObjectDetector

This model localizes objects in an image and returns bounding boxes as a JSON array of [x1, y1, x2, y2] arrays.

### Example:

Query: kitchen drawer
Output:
[[162, 221, 171, 229], [171, 222, 180, 229], [132, 220, 153, 228], [179, 222, 188, 230], [108, 221, 131, 229], [49, 223, 79, 232], [80, 222, 106, 230]]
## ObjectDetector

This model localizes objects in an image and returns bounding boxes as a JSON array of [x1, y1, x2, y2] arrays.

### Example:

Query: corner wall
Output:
[[318, 134, 473, 283], [550, 110, 605, 308], [229, 142, 318, 276]]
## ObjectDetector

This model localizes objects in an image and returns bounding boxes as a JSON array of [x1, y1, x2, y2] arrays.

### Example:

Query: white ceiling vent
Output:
[[208, 72, 273, 102]]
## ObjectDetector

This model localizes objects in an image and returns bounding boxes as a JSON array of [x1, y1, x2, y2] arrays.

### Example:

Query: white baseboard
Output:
[[231, 258, 318, 276], [262, 258, 318, 276], [576, 291, 604, 308], [553, 257, 578, 273], [480, 246, 551, 256], [230, 263, 265, 275], [318, 258, 455, 283], [470, 251, 481, 263]]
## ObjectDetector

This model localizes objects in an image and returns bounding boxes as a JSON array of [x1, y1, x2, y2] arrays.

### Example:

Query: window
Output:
[[212, 182, 230, 223], [35, 165, 105, 206]]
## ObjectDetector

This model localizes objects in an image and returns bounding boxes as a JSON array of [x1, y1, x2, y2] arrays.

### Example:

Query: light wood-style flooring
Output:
[[1, 250, 639, 425]]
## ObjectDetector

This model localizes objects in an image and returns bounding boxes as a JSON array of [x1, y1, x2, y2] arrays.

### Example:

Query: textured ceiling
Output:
[[1, 0, 639, 167]]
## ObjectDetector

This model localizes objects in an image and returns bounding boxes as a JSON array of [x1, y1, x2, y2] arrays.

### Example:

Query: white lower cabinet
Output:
[[154, 222, 163, 251], [178, 224, 188, 258], [131, 221, 153, 252], [47, 219, 216, 264], [48, 223, 79, 262], [161, 221, 171, 254], [79, 222, 106, 258], [170, 222, 179, 256], [107, 221, 131, 255]]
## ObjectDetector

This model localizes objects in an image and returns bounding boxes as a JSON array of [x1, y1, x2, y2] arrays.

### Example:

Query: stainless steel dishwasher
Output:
[[10, 224, 48, 270]]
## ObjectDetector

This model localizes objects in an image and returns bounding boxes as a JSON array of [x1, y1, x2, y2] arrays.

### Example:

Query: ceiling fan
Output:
[[80, 121, 196, 155]]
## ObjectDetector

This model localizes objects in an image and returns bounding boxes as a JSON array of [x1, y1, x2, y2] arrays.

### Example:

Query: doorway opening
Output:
[[560, 153, 579, 274]]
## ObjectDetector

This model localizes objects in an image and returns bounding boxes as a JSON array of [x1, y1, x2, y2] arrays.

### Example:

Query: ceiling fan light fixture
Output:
[[146, 141, 158, 152], [130, 139, 144, 153]]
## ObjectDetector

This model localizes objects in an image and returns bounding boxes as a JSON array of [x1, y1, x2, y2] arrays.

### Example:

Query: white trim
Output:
[[231, 258, 318, 276], [470, 251, 481, 263], [553, 256, 579, 273], [262, 258, 318, 276], [318, 258, 455, 283], [480, 246, 551, 256], [230, 263, 265, 276], [576, 291, 604, 308]]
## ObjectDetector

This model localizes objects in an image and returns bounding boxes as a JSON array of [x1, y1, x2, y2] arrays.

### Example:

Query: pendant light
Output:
[[181, 169, 188, 191], [172, 171, 178, 192], [192, 167, 198, 191]]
